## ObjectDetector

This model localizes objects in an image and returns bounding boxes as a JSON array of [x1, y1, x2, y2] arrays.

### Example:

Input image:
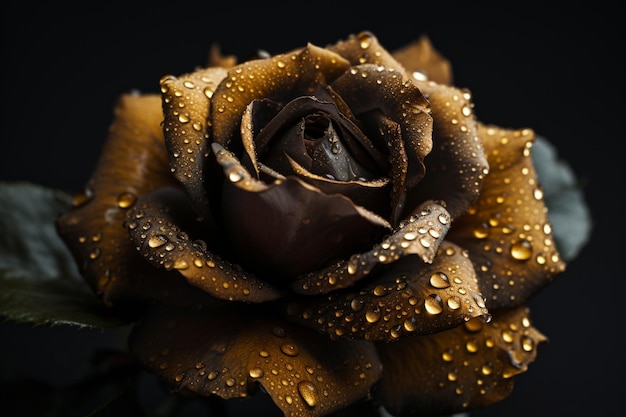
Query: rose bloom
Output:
[[56, 31, 566, 417]]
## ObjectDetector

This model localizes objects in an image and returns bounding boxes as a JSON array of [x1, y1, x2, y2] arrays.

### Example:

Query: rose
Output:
[[56, 31, 566, 417]]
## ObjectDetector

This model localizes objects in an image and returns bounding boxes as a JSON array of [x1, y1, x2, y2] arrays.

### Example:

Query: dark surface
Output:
[[2, 2, 622, 416]]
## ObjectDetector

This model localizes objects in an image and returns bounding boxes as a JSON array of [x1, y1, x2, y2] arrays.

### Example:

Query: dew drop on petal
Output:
[[429, 272, 451, 289], [510, 240, 533, 261], [297, 381, 319, 407], [424, 294, 443, 315]]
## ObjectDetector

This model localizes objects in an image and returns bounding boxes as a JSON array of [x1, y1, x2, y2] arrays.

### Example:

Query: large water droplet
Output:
[[510, 240, 533, 261], [424, 294, 443, 315], [297, 381, 319, 407]]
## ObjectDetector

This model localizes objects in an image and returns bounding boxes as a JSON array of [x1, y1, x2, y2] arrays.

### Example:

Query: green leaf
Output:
[[0, 181, 129, 329], [532, 137, 592, 262]]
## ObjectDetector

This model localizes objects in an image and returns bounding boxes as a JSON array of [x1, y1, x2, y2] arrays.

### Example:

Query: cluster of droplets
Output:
[[292, 201, 451, 296], [456, 126, 565, 306], [430, 308, 545, 410], [287, 239, 489, 343], [143, 320, 379, 417]]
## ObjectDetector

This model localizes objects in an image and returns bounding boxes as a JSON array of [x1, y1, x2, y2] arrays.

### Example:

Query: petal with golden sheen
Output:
[[211, 44, 351, 147], [285, 241, 489, 342], [291, 200, 451, 295], [448, 125, 566, 309], [404, 80, 488, 220], [160, 67, 228, 228], [329, 31, 405, 72], [129, 306, 382, 417], [125, 187, 282, 302], [392, 35, 453, 85], [56, 94, 207, 308], [375, 306, 546, 416]]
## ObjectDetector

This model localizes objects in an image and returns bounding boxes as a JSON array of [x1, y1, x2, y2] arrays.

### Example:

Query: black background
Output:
[[1, 2, 623, 416]]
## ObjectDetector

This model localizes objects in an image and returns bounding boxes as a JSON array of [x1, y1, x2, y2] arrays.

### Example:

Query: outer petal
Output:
[[125, 187, 282, 302], [285, 240, 489, 342], [391, 35, 453, 85], [56, 94, 212, 309], [404, 80, 488, 220], [448, 125, 566, 309], [375, 306, 546, 416], [129, 306, 383, 417], [160, 67, 228, 229]]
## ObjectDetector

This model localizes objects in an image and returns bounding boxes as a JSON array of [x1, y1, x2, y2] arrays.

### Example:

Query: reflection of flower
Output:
[[54, 31, 570, 416]]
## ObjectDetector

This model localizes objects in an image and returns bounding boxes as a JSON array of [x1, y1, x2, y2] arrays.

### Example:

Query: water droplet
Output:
[[510, 240, 533, 261], [148, 235, 168, 248], [350, 298, 364, 312], [297, 381, 319, 407], [424, 294, 443, 315], [280, 343, 299, 357], [365, 306, 381, 323], [429, 272, 450, 289], [117, 192, 137, 208]]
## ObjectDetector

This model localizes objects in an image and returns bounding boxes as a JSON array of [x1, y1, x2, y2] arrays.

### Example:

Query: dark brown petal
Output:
[[331, 64, 432, 191], [404, 80, 488, 220], [160, 67, 228, 228], [329, 31, 405, 71], [357, 110, 407, 225], [213, 144, 390, 282], [448, 125, 566, 309], [56, 94, 210, 308], [285, 155, 392, 216], [125, 187, 282, 303], [211, 44, 351, 148], [391, 35, 453, 85], [291, 200, 450, 295], [285, 240, 489, 343], [129, 306, 383, 417], [375, 306, 546, 416]]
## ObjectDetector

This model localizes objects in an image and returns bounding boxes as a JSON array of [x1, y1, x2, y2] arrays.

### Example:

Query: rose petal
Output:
[[391, 35, 453, 85], [285, 240, 489, 342], [448, 125, 566, 309], [331, 64, 432, 191], [125, 187, 282, 302], [375, 306, 546, 416], [211, 44, 351, 148], [404, 79, 489, 220], [213, 143, 390, 283], [56, 94, 211, 308], [329, 31, 404, 71], [160, 67, 228, 229], [291, 200, 451, 295], [129, 306, 382, 417]]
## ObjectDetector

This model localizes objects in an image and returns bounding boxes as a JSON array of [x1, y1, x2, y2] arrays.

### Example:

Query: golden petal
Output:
[[286, 240, 489, 342], [129, 306, 382, 417], [160, 67, 228, 228], [329, 31, 404, 70], [56, 94, 204, 308], [125, 187, 282, 303], [392, 35, 453, 85], [375, 306, 546, 415], [448, 125, 567, 309]]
